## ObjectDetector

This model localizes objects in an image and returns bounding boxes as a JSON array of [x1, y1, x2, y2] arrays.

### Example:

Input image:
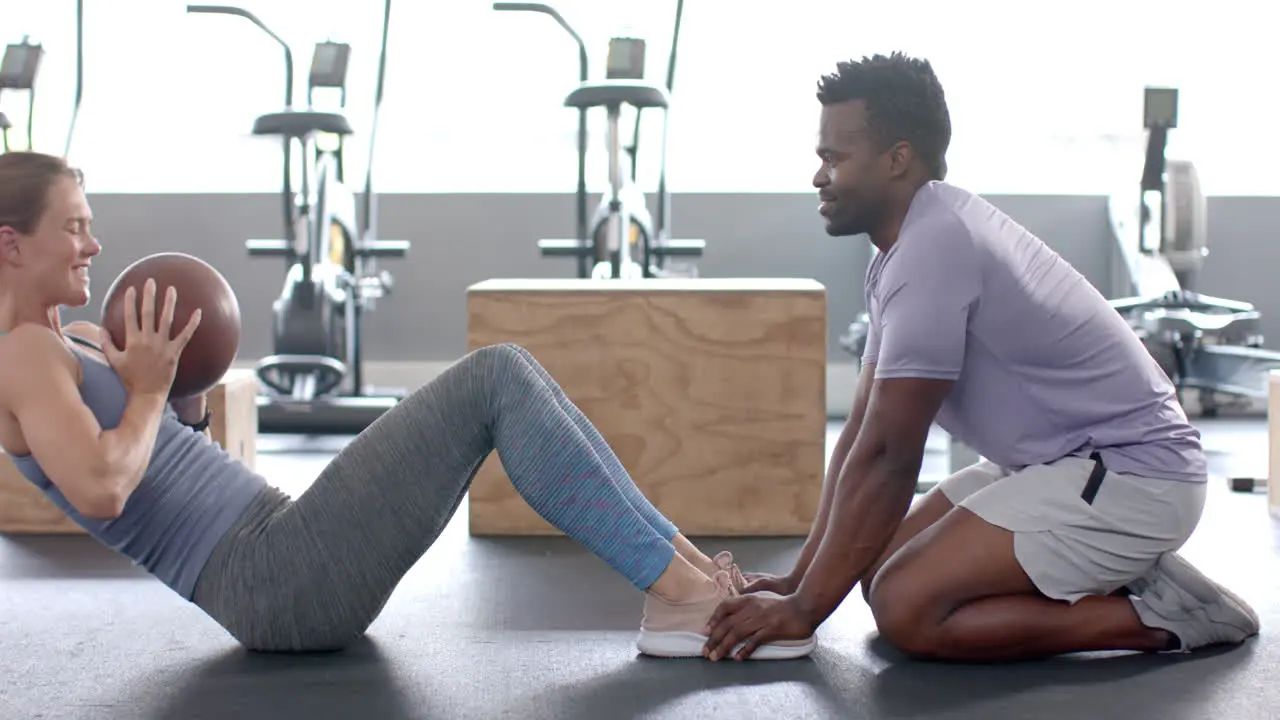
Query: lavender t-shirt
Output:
[[861, 181, 1206, 482]]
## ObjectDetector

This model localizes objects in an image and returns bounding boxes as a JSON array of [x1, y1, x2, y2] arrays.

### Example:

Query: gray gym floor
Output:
[[1, 419, 1274, 720]]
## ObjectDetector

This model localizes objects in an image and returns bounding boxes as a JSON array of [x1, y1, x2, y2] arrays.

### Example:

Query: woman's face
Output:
[[3, 176, 100, 308]]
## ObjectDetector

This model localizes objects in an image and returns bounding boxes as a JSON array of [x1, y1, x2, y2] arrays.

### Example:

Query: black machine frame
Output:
[[187, 1, 410, 435], [493, 0, 703, 279]]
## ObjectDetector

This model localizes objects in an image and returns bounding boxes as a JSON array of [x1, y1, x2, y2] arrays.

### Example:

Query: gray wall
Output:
[[64, 193, 1280, 364]]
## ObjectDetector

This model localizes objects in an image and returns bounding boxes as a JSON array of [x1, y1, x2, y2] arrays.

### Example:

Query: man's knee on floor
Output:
[[858, 538, 915, 605], [867, 566, 946, 659], [859, 555, 894, 605]]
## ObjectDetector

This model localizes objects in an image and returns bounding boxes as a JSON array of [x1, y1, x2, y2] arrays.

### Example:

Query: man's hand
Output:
[[702, 594, 815, 661]]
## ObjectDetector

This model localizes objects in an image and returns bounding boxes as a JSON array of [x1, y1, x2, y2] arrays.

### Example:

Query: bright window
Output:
[[4, 0, 1270, 196]]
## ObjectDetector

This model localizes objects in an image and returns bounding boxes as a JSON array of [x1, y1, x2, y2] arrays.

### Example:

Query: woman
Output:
[[0, 151, 813, 660]]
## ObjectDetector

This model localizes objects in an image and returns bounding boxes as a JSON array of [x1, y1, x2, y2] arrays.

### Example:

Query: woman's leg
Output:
[[504, 345, 719, 576], [193, 343, 714, 652]]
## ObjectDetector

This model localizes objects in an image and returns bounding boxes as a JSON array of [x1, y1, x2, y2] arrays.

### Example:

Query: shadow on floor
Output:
[[857, 637, 1254, 718], [136, 638, 434, 720], [0, 535, 144, 580], [524, 637, 1256, 720]]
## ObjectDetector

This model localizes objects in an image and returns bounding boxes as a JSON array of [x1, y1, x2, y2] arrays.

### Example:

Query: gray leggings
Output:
[[190, 344, 680, 652]]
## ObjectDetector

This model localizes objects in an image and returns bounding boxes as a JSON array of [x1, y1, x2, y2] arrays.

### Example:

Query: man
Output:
[[703, 52, 1259, 663]]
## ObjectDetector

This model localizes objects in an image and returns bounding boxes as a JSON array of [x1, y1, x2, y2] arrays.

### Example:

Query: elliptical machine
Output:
[[187, 2, 410, 435], [0, 0, 83, 158], [1107, 86, 1280, 417], [493, 1, 705, 279]]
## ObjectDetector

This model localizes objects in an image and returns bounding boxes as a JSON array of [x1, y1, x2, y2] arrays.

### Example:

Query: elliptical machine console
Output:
[[187, 2, 410, 434], [0, 1, 84, 158], [0, 37, 44, 152]]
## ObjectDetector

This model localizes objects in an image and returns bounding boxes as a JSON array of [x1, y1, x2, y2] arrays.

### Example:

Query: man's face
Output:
[[813, 100, 891, 237]]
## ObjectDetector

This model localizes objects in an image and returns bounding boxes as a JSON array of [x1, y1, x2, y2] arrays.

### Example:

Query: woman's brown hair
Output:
[[0, 151, 84, 235]]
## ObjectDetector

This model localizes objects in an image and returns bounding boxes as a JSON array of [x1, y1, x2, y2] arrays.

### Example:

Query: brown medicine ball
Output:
[[100, 252, 242, 398]]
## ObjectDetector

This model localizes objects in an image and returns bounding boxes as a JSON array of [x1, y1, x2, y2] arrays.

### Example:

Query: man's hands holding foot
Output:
[[702, 590, 817, 661]]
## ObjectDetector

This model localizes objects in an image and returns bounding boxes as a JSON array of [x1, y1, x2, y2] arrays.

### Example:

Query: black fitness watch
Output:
[[183, 408, 213, 433]]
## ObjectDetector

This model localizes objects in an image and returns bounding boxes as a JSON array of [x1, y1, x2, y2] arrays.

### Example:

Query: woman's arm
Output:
[[0, 325, 168, 519], [64, 320, 208, 429]]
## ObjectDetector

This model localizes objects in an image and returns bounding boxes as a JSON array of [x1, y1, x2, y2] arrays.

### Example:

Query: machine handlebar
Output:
[[362, 0, 393, 245], [186, 5, 295, 108], [493, 2, 553, 11], [492, 2, 588, 82], [65, 0, 83, 158]]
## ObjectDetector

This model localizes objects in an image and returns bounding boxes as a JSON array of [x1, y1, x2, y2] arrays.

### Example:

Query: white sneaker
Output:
[[1131, 552, 1259, 652], [636, 570, 816, 660]]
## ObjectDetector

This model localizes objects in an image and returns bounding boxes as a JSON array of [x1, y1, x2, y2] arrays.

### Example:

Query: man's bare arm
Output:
[[787, 363, 876, 583], [791, 376, 952, 625]]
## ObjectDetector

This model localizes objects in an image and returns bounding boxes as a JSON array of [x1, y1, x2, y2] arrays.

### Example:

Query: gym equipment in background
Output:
[[493, 1, 705, 280], [186, 1, 410, 435], [0, 0, 83, 157], [1108, 86, 1280, 418]]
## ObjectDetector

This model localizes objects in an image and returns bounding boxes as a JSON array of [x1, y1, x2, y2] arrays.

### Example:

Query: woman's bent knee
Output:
[[460, 343, 532, 388], [472, 342, 527, 365]]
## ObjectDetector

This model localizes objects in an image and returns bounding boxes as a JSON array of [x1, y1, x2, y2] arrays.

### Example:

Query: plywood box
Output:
[[1268, 371, 1280, 518], [465, 278, 828, 537], [207, 370, 259, 473], [0, 370, 259, 535]]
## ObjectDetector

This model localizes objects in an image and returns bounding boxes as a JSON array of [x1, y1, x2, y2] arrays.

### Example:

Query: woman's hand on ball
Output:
[[99, 278, 202, 398]]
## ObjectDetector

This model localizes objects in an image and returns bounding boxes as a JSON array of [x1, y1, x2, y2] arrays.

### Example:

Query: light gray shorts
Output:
[[939, 455, 1207, 603]]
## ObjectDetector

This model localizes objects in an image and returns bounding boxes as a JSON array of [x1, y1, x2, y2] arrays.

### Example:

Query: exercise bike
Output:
[[493, 1, 705, 279], [1108, 86, 1280, 419], [187, 2, 410, 435], [0, 0, 83, 157]]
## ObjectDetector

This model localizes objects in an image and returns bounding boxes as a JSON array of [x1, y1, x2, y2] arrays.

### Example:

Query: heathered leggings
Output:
[[190, 343, 681, 652]]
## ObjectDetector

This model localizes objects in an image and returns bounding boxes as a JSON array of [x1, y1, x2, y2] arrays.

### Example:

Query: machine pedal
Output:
[[651, 238, 705, 257], [537, 239, 592, 257], [356, 239, 410, 257], [245, 239, 293, 256]]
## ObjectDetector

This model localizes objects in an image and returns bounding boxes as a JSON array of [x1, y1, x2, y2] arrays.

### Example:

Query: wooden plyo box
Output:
[[1268, 371, 1280, 518], [465, 278, 828, 537], [0, 370, 260, 535], [207, 370, 259, 474]]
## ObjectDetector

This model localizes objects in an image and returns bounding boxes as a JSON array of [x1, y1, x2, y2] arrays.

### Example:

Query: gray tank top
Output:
[[7, 335, 268, 599]]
